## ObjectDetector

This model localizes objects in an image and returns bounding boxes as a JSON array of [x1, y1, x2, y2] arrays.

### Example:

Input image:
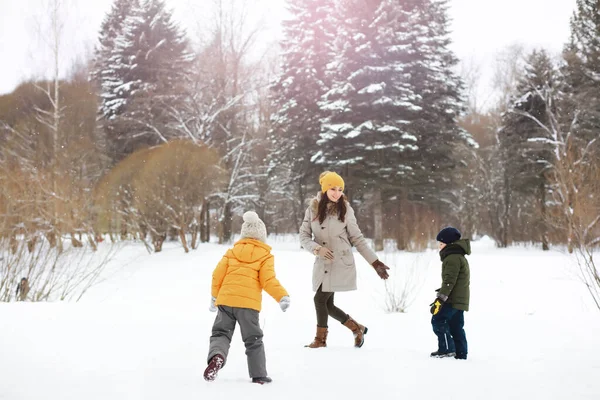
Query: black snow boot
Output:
[[252, 377, 273, 385], [455, 353, 467, 360], [430, 351, 456, 358]]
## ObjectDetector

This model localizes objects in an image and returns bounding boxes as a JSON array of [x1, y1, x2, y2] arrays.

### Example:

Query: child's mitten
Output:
[[279, 296, 291, 312], [209, 296, 217, 312]]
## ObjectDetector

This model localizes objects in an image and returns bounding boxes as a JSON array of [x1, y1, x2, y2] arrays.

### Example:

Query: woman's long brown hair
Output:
[[317, 193, 347, 224]]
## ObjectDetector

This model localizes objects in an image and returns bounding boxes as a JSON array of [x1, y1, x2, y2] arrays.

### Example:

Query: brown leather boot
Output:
[[305, 326, 328, 348], [343, 316, 368, 348]]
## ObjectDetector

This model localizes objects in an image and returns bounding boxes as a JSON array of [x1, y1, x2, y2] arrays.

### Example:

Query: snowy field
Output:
[[1, 235, 599, 400]]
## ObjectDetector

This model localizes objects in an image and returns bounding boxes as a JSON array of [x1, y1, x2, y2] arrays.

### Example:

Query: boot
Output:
[[203, 354, 225, 381], [430, 351, 456, 358], [305, 326, 328, 348], [343, 316, 368, 348], [252, 377, 273, 384]]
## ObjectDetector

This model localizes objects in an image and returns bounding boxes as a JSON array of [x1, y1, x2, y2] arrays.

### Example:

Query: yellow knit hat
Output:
[[319, 171, 345, 193]]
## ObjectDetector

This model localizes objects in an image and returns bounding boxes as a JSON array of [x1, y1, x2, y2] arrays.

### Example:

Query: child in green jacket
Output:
[[430, 227, 470, 360]]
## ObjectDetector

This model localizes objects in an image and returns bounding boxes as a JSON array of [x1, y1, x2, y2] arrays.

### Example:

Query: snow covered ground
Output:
[[1, 235, 599, 400]]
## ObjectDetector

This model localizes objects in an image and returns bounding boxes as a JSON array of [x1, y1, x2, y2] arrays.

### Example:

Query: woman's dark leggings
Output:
[[314, 285, 349, 327]]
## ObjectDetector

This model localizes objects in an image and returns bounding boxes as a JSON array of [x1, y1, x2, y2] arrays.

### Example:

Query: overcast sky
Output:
[[0, 0, 577, 100]]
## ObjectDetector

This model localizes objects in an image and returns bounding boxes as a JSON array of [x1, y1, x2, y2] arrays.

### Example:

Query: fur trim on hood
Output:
[[309, 192, 348, 217]]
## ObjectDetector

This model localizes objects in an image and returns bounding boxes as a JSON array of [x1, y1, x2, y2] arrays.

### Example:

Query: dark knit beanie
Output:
[[436, 227, 461, 244]]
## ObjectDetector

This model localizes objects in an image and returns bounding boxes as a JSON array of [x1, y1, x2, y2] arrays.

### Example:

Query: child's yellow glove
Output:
[[429, 292, 448, 315], [429, 299, 443, 315]]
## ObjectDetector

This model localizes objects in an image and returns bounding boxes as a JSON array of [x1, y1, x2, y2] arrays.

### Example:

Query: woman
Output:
[[299, 171, 390, 348]]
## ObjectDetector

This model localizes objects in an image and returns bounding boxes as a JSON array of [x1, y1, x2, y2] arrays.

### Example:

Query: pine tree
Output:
[[498, 49, 558, 249], [316, 0, 422, 195], [310, 0, 468, 248], [316, 0, 467, 195], [562, 0, 600, 146], [95, 0, 195, 161], [91, 0, 139, 122], [268, 0, 338, 219], [554, 0, 600, 251], [402, 0, 468, 204]]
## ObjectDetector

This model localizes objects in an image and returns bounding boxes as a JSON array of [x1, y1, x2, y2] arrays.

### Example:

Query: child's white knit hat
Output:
[[240, 211, 267, 243]]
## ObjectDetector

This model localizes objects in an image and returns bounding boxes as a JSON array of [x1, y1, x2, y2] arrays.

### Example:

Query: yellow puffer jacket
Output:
[[211, 238, 288, 312]]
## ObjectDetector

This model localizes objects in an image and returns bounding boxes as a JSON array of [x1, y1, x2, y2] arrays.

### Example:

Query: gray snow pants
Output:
[[207, 305, 267, 378]]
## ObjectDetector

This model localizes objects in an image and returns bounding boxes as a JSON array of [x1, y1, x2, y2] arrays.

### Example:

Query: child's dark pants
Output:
[[431, 303, 468, 357]]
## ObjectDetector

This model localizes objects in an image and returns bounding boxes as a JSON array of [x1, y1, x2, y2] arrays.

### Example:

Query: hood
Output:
[[454, 239, 471, 255], [231, 238, 272, 263], [440, 239, 471, 260]]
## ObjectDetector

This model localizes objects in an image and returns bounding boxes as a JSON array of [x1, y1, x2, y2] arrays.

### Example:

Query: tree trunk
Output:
[[395, 196, 407, 250], [153, 233, 166, 252], [191, 205, 199, 249], [70, 232, 83, 248], [10, 235, 18, 254], [540, 178, 549, 250], [220, 201, 233, 244], [223, 204, 232, 243], [500, 169, 511, 248], [343, 164, 351, 202], [206, 200, 211, 242], [87, 233, 98, 252], [49, 0, 62, 256], [46, 231, 57, 249], [27, 236, 38, 253], [140, 224, 148, 241], [373, 189, 384, 251], [295, 179, 306, 233], [120, 221, 128, 241], [191, 225, 199, 250], [179, 229, 189, 253], [200, 199, 210, 243]]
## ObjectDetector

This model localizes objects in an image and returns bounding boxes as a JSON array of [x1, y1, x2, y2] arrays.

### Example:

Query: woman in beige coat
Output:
[[299, 171, 390, 348]]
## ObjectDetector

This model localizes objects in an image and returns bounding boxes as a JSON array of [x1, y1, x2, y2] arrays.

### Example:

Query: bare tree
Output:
[[30, 0, 73, 248], [491, 43, 526, 113], [510, 81, 600, 310], [0, 237, 118, 302], [380, 245, 428, 313], [478, 43, 528, 247], [183, 0, 270, 243], [96, 141, 225, 253], [458, 53, 494, 115]]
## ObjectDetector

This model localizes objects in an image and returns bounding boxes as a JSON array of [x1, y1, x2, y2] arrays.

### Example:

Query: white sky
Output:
[[0, 0, 577, 101]]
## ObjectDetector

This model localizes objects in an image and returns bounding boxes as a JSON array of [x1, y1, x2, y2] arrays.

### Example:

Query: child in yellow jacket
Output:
[[203, 211, 290, 385]]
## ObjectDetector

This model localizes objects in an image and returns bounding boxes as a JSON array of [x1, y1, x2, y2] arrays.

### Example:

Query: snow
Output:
[[353, 33, 366, 41], [344, 121, 374, 138], [324, 122, 353, 133], [1, 237, 599, 399], [379, 125, 400, 132], [462, 131, 480, 148], [319, 99, 350, 112], [402, 133, 418, 141], [358, 83, 386, 94]]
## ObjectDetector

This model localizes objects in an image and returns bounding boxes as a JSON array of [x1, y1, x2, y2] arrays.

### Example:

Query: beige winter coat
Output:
[[299, 193, 378, 292]]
